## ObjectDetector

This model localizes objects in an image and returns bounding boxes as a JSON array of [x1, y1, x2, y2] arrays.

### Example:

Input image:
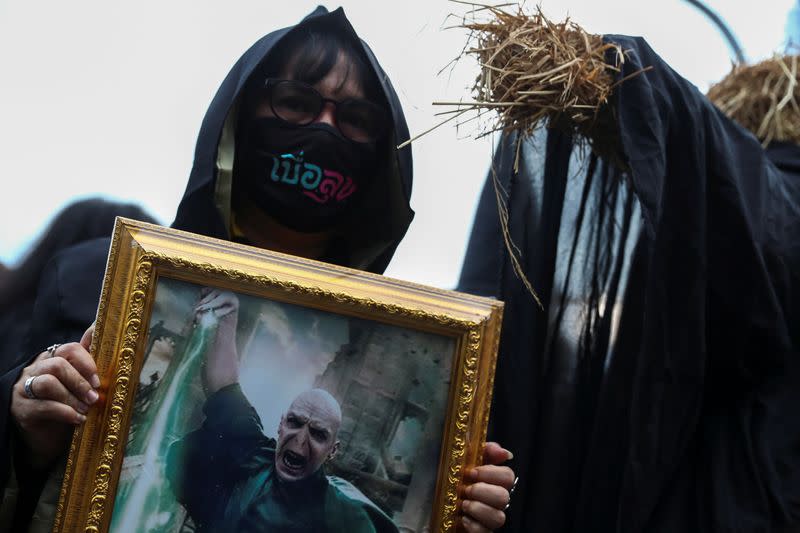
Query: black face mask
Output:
[[234, 117, 379, 233]]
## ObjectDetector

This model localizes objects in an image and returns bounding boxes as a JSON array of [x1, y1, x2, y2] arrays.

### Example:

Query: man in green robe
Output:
[[166, 383, 397, 532], [165, 289, 397, 532]]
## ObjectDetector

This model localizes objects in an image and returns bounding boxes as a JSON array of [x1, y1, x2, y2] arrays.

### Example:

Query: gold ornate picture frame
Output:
[[53, 218, 503, 533]]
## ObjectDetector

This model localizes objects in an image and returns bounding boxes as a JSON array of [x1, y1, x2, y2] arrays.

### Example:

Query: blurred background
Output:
[[1, 0, 797, 289]]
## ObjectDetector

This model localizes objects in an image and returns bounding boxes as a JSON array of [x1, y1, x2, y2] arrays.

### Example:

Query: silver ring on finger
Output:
[[46, 343, 63, 358], [24, 375, 40, 400], [504, 476, 519, 511]]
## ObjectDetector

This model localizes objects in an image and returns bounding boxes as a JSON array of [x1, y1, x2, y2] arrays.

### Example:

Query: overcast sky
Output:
[[0, 0, 794, 289]]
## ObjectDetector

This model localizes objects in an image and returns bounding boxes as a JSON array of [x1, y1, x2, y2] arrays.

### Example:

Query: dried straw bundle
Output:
[[463, 5, 620, 137], [707, 55, 800, 146], [411, 2, 645, 166]]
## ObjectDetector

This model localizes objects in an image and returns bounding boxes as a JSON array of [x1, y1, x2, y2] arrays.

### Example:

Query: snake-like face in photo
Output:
[[274, 389, 341, 482]]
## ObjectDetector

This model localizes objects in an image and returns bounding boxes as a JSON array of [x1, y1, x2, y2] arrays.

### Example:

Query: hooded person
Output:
[[458, 34, 800, 533], [0, 198, 159, 370], [0, 6, 514, 532]]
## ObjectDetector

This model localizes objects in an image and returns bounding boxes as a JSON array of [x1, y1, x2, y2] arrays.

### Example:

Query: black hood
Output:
[[171, 6, 414, 274]]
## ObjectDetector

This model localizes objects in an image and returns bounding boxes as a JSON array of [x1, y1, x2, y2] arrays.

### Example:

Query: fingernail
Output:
[[507, 450, 515, 460], [76, 402, 89, 414], [86, 390, 100, 404], [465, 468, 478, 481], [76, 414, 87, 424], [91, 374, 101, 388]]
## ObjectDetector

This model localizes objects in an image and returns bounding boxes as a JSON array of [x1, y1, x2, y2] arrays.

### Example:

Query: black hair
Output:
[[244, 24, 386, 110], [0, 198, 158, 313]]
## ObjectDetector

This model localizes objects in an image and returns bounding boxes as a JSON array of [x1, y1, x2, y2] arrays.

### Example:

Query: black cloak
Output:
[[458, 36, 800, 532], [0, 6, 414, 526]]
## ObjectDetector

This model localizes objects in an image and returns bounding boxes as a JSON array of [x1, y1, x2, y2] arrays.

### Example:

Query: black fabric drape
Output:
[[459, 35, 799, 532]]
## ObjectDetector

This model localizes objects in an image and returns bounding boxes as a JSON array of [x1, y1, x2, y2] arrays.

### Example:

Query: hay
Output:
[[409, 1, 648, 165], [461, 4, 620, 136], [707, 55, 800, 146]]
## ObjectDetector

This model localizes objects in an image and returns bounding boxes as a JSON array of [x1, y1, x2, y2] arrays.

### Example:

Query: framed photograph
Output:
[[53, 219, 503, 533]]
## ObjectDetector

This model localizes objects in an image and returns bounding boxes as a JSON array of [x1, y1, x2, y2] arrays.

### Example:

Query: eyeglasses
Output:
[[264, 79, 389, 144]]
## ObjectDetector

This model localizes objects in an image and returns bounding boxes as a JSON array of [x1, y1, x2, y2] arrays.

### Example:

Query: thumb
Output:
[[80, 322, 96, 350]]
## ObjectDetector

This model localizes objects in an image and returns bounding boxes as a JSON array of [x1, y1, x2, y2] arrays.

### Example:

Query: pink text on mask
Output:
[[270, 153, 356, 204]]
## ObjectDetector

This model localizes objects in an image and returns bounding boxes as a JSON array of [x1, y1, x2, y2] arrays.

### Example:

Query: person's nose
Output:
[[295, 426, 310, 447], [313, 101, 337, 128]]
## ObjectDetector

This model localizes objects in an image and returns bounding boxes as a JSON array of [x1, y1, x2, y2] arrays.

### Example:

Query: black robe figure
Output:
[[459, 36, 800, 532], [0, 7, 414, 529]]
